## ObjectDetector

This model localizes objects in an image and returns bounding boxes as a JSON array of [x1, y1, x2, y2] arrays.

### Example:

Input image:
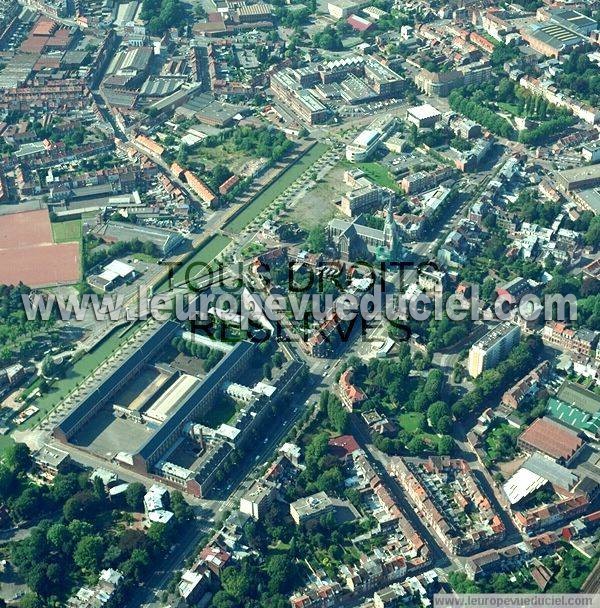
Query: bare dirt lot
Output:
[[286, 163, 347, 230]]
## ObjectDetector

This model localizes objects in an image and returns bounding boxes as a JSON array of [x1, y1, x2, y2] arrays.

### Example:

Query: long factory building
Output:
[[53, 321, 180, 443], [53, 321, 256, 478]]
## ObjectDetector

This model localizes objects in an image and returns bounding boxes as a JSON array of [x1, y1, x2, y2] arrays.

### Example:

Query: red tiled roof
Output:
[[519, 417, 583, 461], [328, 435, 360, 458]]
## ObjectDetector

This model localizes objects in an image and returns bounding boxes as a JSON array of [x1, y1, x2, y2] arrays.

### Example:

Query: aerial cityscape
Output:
[[0, 0, 598, 605]]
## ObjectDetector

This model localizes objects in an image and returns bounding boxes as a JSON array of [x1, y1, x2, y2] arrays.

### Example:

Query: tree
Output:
[[5, 442, 32, 473], [263, 362, 272, 380], [266, 554, 295, 594], [485, 424, 519, 462], [304, 432, 330, 477], [46, 523, 72, 553], [74, 535, 104, 572], [121, 548, 150, 582], [119, 529, 149, 556], [407, 434, 427, 455], [221, 566, 252, 601], [205, 349, 224, 371], [481, 277, 496, 301], [170, 491, 194, 523], [437, 435, 455, 455], [141, 0, 185, 35], [51, 472, 79, 504], [326, 397, 350, 434], [312, 26, 343, 50], [585, 216, 600, 249], [63, 491, 100, 522], [125, 482, 146, 512], [448, 89, 515, 139], [212, 591, 237, 608], [67, 519, 94, 544], [427, 401, 450, 431], [306, 226, 327, 253], [17, 594, 43, 608], [315, 467, 345, 494], [45, 562, 62, 588], [0, 464, 16, 496], [12, 486, 47, 521], [436, 415, 453, 434], [41, 354, 58, 379], [92, 476, 106, 499], [518, 114, 576, 146], [147, 522, 173, 551], [448, 571, 480, 593]]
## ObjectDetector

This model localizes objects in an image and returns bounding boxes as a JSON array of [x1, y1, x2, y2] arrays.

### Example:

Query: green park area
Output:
[[353, 161, 400, 192], [20, 323, 140, 429], [398, 412, 425, 433], [162, 234, 233, 291]]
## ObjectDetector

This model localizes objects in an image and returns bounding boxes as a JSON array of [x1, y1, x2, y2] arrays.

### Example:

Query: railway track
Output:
[[582, 559, 600, 593]]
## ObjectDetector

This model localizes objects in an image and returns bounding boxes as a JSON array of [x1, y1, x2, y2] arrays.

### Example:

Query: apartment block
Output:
[[468, 323, 521, 378], [239, 479, 278, 520]]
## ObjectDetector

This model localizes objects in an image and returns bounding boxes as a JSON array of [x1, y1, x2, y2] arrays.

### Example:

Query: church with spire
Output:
[[375, 199, 405, 262], [327, 200, 407, 262]]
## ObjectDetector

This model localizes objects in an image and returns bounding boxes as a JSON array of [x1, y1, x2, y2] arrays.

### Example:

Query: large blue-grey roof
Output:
[[57, 321, 179, 436]]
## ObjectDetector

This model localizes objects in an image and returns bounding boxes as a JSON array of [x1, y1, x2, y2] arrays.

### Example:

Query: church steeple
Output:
[[383, 199, 395, 249]]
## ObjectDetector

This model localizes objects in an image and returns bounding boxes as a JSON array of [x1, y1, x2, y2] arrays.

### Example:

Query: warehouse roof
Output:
[[503, 467, 547, 505], [407, 103, 441, 121], [547, 398, 600, 437], [519, 416, 583, 461], [523, 452, 579, 491], [556, 381, 600, 415], [56, 321, 180, 437]]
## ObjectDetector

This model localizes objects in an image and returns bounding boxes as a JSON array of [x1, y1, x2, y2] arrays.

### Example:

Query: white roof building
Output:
[[148, 509, 174, 524], [407, 103, 442, 123], [144, 484, 168, 513], [502, 467, 547, 505], [178, 569, 211, 602], [104, 259, 135, 277]]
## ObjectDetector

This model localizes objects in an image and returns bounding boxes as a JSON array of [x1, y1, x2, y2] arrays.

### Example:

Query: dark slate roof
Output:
[[56, 321, 179, 436]]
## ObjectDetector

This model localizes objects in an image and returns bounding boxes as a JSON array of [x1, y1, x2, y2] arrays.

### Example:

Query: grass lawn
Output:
[[52, 219, 82, 243], [354, 162, 400, 192], [225, 143, 328, 233], [481, 32, 499, 47], [129, 252, 158, 264], [188, 142, 253, 175], [398, 412, 424, 433], [269, 541, 291, 555], [200, 399, 237, 428], [165, 234, 232, 290], [497, 102, 519, 115], [0, 434, 15, 452]]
